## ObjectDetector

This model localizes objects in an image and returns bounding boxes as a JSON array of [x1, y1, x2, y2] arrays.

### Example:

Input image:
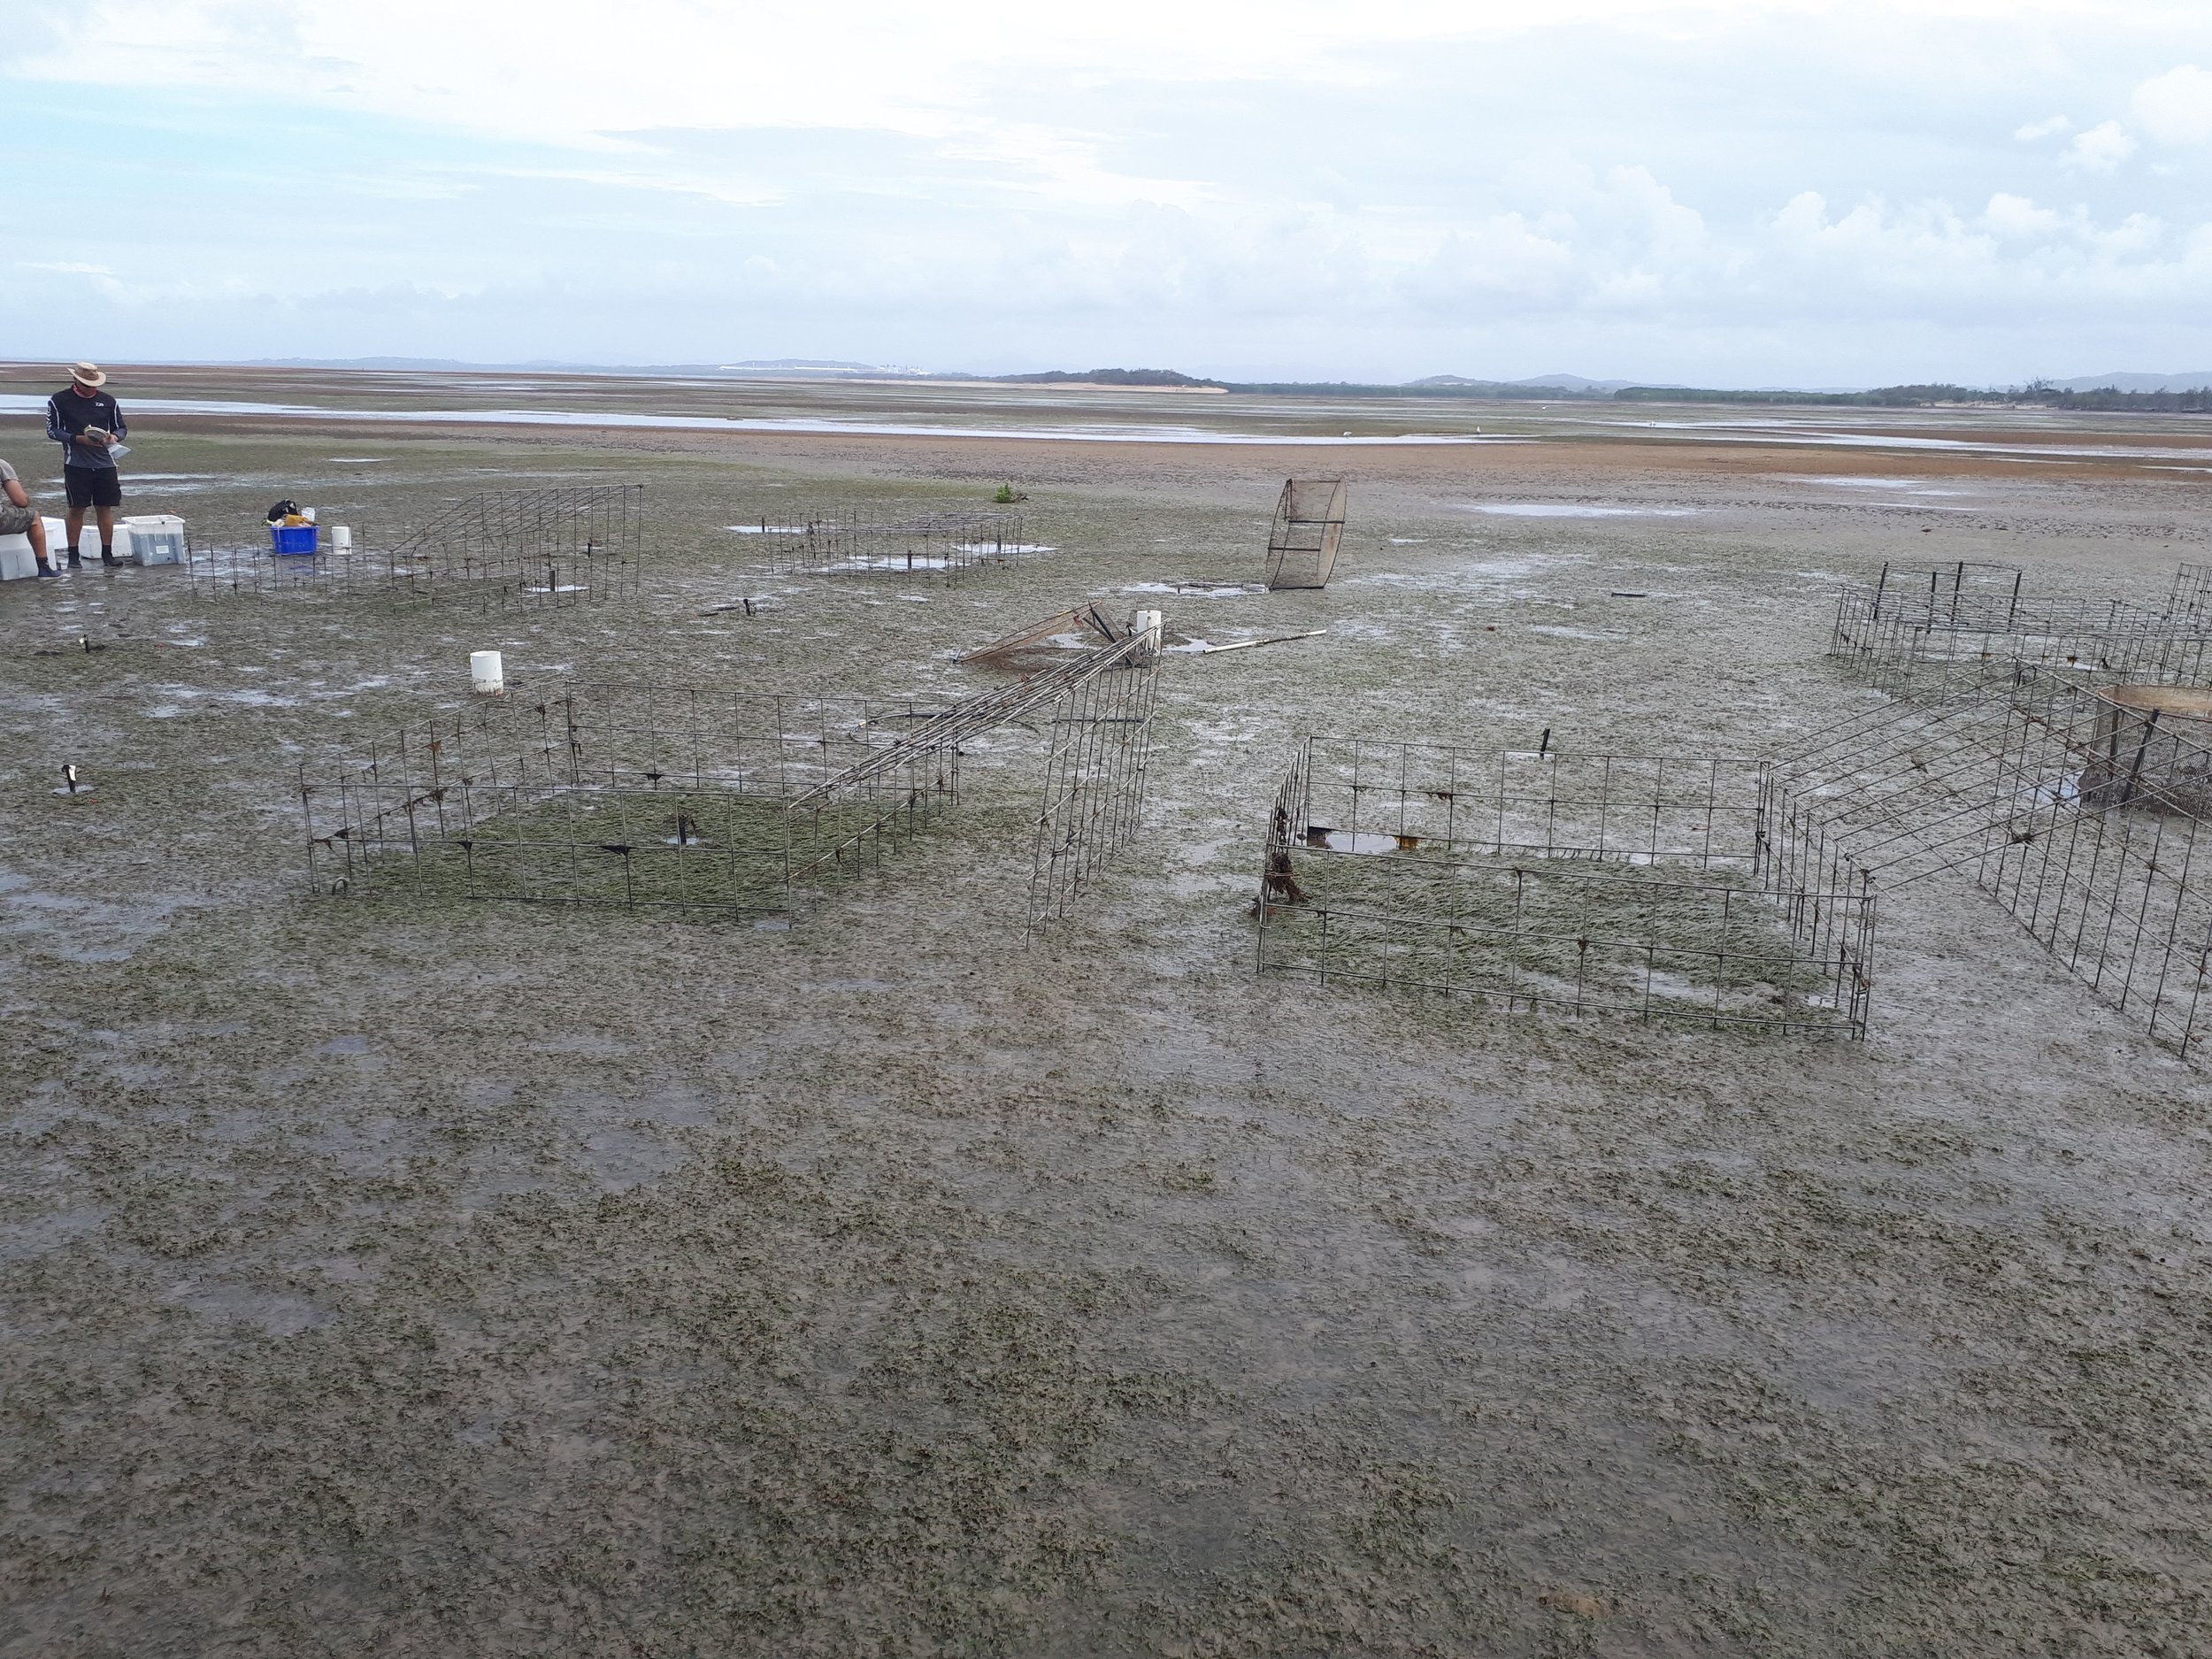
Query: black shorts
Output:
[[63, 468, 122, 510]]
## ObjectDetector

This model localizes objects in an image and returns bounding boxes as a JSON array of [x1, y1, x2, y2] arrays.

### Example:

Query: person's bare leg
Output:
[[27, 517, 50, 567], [96, 504, 117, 563], [64, 505, 84, 565]]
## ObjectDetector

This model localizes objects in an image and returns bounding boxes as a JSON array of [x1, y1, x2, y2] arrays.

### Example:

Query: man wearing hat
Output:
[[45, 362, 128, 568]]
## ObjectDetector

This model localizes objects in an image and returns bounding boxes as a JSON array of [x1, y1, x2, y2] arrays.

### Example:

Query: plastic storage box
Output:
[[125, 514, 187, 566], [271, 524, 319, 557], [0, 533, 35, 580]]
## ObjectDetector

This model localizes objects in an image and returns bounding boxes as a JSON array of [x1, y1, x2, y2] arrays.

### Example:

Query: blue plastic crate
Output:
[[270, 524, 318, 557]]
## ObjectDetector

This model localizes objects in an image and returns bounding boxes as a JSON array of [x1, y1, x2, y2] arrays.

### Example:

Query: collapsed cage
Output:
[[1030, 641, 1160, 924], [301, 626, 1163, 926], [1831, 560, 2212, 687], [1256, 735, 1875, 1035], [191, 484, 644, 609], [752, 507, 1037, 582], [1768, 664, 2212, 1058]]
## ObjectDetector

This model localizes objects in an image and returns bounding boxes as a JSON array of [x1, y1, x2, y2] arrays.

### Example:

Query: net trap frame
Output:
[[191, 484, 644, 611], [299, 624, 1163, 927], [1256, 734, 1875, 1036], [1263, 479, 1348, 591]]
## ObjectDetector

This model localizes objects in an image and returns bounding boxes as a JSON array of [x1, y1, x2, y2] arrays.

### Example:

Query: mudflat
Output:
[[3, 366, 2208, 1655]]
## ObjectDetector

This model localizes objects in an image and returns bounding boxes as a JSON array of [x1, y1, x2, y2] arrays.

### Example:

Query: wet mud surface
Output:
[[3, 380, 2211, 1655]]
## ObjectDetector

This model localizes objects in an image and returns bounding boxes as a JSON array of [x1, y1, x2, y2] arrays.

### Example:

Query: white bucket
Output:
[[331, 526, 352, 553], [470, 650, 504, 695], [1133, 609, 1164, 650]]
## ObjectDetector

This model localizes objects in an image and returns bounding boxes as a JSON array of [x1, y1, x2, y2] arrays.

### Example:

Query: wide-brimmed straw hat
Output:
[[69, 361, 105, 388]]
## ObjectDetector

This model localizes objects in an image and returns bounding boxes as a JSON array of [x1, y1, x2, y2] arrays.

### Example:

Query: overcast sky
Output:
[[3, 0, 2209, 385]]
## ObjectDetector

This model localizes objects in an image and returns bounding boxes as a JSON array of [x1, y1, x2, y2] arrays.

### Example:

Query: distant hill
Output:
[[995, 368, 1225, 388], [713, 359, 944, 377], [169, 357, 2212, 410], [2049, 371, 2212, 393], [1512, 373, 1640, 392]]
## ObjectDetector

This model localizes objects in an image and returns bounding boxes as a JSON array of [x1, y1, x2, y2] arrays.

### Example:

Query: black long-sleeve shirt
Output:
[[46, 387, 126, 472]]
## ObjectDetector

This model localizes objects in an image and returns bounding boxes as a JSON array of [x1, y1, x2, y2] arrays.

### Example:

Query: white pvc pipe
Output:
[[470, 650, 504, 695]]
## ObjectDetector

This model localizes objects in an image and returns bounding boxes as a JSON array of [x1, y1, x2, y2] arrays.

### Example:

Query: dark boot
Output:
[[35, 562, 58, 578], [65, 551, 81, 569]]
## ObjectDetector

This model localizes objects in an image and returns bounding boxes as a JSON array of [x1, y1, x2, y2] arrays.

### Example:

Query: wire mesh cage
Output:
[[300, 630, 1165, 928], [1766, 664, 2212, 1059], [2168, 561, 2212, 625], [1982, 674, 2212, 1056], [192, 484, 645, 610], [752, 507, 1037, 583], [1831, 559, 2212, 687], [301, 684, 954, 918], [1256, 734, 1876, 1036]]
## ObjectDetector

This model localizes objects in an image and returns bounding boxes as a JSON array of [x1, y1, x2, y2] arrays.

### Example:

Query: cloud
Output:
[[1764, 188, 2198, 318], [448, 165, 785, 211], [4, 0, 2212, 380], [1982, 193, 2064, 237], [2060, 119, 2136, 173], [19, 260, 115, 274], [2132, 65, 2212, 145]]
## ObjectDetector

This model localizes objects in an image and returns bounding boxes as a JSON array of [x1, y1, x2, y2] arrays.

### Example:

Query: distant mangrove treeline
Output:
[[1609, 382, 2212, 412], [1218, 380, 1592, 400], [992, 368, 2211, 411]]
